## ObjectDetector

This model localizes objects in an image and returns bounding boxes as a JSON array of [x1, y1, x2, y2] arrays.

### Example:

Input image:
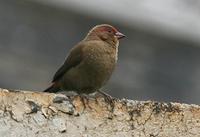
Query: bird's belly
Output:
[[61, 56, 116, 93], [83, 55, 116, 84]]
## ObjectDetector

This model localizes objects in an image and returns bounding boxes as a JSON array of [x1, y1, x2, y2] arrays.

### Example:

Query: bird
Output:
[[44, 24, 125, 95]]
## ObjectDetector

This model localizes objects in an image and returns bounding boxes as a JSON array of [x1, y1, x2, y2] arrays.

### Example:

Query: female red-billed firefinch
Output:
[[44, 24, 125, 94]]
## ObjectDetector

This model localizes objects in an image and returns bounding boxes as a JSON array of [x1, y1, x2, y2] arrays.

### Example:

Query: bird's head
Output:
[[86, 24, 125, 46]]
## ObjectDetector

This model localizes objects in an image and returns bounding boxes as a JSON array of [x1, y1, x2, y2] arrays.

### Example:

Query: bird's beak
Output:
[[115, 32, 125, 39]]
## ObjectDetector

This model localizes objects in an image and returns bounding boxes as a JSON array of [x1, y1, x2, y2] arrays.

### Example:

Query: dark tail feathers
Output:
[[43, 83, 60, 93]]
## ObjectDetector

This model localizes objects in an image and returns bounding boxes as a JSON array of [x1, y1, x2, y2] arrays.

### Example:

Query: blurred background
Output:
[[1, 0, 200, 104]]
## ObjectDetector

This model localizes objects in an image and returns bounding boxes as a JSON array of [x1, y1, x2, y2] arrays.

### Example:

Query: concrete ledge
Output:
[[0, 88, 199, 137]]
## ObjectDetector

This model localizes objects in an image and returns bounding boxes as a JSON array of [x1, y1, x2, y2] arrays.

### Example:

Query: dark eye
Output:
[[108, 30, 112, 33]]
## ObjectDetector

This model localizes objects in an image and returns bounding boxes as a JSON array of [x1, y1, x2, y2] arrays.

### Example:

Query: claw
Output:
[[97, 90, 114, 103]]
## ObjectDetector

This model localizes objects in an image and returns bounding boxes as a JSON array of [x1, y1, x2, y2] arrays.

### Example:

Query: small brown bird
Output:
[[44, 24, 125, 94]]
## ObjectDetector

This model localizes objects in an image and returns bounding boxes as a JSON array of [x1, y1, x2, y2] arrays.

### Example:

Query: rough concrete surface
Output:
[[0, 88, 199, 137]]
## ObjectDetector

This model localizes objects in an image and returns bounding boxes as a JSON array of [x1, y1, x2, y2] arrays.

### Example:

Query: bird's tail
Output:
[[43, 82, 60, 93]]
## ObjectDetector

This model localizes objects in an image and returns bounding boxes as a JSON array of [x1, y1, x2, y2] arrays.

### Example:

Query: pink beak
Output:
[[115, 32, 125, 39]]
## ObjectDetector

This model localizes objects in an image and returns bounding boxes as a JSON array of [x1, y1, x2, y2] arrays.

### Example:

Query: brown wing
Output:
[[52, 42, 85, 82]]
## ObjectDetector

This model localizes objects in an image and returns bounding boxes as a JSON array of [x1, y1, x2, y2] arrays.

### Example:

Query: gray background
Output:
[[1, 0, 200, 104]]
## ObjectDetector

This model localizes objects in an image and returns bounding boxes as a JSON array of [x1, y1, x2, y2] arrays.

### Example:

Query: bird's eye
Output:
[[108, 30, 112, 33]]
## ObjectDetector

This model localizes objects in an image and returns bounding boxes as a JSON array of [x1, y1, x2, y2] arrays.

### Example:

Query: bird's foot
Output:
[[57, 91, 78, 98], [53, 94, 70, 103], [96, 90, 114, 104], [79, 93, 90, 100]]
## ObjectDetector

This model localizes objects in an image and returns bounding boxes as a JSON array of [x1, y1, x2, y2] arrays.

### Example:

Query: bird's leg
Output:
[[97, 90, 112, 98], [79, 93, 90, 100], [97, 89, 114, 103]]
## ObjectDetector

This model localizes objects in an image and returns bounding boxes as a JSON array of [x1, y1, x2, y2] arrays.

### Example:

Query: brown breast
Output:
[[81, 40, 118, 87]]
